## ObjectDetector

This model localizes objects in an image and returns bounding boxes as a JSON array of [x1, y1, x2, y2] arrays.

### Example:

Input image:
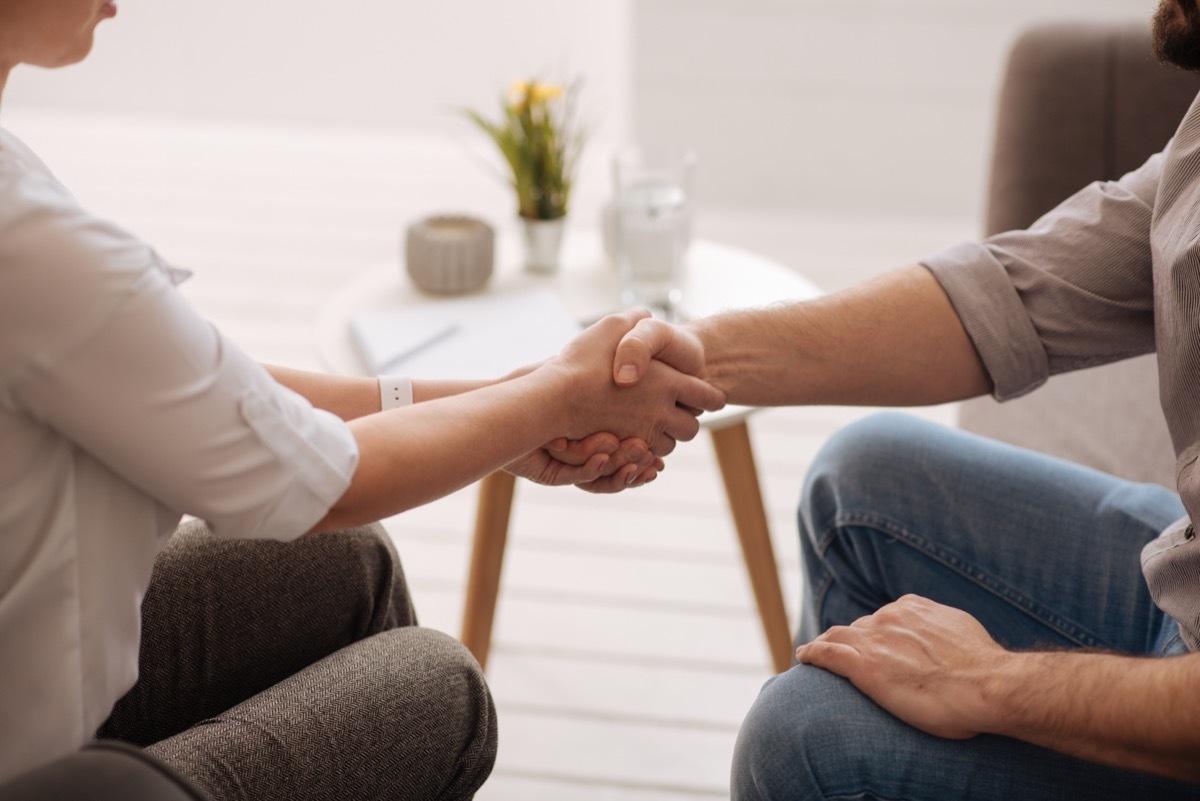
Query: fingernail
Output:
[[617, 364, 637, 383], [624, 468, 638, 485], [627, 446, 645, 463]]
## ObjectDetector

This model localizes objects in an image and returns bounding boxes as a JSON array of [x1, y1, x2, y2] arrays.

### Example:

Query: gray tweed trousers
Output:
[[96, 519, 497, 801]]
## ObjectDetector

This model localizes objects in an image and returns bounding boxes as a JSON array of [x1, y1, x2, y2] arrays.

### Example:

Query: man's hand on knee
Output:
[[795, 594, 1009, 740]]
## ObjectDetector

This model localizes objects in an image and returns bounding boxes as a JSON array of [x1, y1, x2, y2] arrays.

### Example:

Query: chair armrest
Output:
[[0, 742, 209, 801]]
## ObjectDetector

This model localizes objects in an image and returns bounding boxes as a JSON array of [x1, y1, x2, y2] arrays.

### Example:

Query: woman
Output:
[[0, 1, 724, 798]]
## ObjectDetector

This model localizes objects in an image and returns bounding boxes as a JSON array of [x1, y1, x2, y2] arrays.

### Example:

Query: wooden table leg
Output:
[[709, 420, 795, 674], [460, 470, 517, 671]]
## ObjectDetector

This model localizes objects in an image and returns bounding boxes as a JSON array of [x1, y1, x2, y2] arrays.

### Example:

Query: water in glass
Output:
[[616, 180, 690, 314]]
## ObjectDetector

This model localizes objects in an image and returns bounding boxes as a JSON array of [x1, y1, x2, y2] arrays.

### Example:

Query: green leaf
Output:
[[461, 77, 586, 220]]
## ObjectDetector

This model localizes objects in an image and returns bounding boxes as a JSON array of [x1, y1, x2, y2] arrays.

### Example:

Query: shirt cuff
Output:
[[210, 385, 359, 541], [921, 241, 1050, 401]]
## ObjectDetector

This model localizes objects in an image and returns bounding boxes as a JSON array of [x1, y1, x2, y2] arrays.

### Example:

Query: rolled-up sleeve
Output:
[[922, 152, 1162, 401], [0, 179, 357, 541]]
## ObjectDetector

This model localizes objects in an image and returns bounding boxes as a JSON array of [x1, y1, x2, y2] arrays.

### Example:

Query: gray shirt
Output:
[[923, 91, 1200, 652]]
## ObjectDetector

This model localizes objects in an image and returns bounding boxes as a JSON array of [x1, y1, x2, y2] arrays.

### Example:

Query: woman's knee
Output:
[[150, 627, 497, 801], [330, 627, 498, 800]]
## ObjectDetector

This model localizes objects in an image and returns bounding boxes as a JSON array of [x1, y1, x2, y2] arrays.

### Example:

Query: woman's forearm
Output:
[[265, 364, 498, 420], [311, 366, 575, 530], [265, 365, 380, 420]]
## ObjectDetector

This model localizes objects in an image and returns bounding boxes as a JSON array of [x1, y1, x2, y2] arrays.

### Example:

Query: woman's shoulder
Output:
[[0, 128, 55, 175], [0, 130, 172, 397], [0, 129, 83, 228], [0, 128, 170, 365], [0, 130, 156, 280]]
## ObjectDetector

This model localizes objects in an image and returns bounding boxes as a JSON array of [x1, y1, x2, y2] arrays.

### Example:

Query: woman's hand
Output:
[[506, 433, 662, 491]]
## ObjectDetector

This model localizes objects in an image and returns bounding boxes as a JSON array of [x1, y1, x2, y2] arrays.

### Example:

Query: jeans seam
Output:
[[835, 511, 1108, 649], [809, 520, 840, 632]]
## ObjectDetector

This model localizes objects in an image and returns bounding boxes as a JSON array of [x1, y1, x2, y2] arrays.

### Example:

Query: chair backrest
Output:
[[985, 20, 1200, 237], [957, 20, 1200, 488]]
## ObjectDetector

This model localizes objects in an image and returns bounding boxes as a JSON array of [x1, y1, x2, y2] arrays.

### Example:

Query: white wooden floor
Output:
[[6, 109, 967, 799]]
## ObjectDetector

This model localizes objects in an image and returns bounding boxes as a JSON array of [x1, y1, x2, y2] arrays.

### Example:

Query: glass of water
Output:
[[612, 145, 697, 320]]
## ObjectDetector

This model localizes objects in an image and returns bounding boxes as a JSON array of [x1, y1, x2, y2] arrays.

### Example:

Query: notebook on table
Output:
[[349, 287, 583, 380]]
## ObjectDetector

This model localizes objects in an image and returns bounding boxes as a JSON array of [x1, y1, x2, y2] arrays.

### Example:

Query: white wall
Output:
[[3, 0, 632, 140], [4, 0, 1164, 228], [633, 0, 1157, 222]]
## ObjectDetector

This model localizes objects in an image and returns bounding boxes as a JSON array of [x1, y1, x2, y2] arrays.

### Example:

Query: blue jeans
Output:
[[731, 412, 1200, 801]]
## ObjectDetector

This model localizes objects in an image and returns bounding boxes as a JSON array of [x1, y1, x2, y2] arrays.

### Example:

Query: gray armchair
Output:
[[957, 19, 1200, 488]]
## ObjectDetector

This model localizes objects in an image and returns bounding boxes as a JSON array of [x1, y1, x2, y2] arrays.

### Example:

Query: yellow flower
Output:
[[467, 76, 585, 220], [507, 80, 563, 108]]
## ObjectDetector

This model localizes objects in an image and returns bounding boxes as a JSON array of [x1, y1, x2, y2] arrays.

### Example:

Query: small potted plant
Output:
[[466, 78, 584, 272]]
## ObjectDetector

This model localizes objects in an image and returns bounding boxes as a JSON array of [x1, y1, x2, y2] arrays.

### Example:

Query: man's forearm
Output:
[[689, 264, 992, 407], [986, 649, 1200, 783]]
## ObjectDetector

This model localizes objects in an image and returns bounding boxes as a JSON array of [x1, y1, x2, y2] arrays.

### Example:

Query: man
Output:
[[611, 1, 1200, 797]]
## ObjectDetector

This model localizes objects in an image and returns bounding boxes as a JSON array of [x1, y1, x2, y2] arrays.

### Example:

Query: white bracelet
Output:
[[378, 375, 413, 410]]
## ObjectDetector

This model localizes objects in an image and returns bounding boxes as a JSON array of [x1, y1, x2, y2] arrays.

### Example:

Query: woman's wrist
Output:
[[521, 357, 584, 435]]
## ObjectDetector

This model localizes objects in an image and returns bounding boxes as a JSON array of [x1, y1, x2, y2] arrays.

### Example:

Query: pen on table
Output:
[[377, 323, 460, 374]]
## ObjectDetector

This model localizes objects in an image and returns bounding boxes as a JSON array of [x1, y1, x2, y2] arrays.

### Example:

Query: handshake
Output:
[[507, 308, 726, 494]]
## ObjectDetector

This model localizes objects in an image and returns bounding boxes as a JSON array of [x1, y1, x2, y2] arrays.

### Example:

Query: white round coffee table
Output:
[[316, 231, 820, 673]]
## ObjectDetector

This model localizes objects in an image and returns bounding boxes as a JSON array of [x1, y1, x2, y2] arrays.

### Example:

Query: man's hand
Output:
[[611, 316, 710, 388], [506, 433, 662, 492], [548, 309, 725, 456], [795, 594, 1009, 740]]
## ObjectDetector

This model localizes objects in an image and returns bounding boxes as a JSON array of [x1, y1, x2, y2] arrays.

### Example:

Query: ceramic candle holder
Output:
[[404, 215, 495, 294]]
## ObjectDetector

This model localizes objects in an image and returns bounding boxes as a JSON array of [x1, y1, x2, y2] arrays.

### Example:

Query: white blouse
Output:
[[0, 129, 359, 783]]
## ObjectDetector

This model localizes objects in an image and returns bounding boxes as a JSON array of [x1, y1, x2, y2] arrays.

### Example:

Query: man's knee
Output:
[[731, 665, 903, 801], [805, 412, 939, 498], [800, 412, 964, 534]]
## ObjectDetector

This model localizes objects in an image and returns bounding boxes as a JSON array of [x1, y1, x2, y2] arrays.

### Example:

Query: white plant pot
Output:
[[520, 216, 567, 273]]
